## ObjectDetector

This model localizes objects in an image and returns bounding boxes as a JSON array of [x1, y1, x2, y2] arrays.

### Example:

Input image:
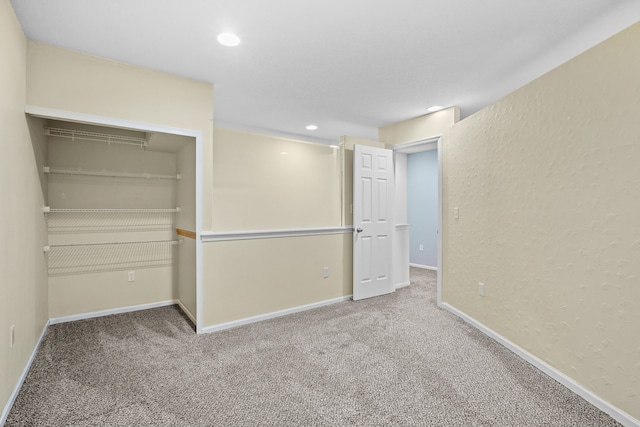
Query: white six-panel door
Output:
[[353, 144, 395, 300]]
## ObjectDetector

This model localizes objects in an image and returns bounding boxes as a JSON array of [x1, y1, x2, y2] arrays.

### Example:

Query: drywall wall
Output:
[[204, 128, 350, 328], [26, 41, 214, 229], [394, 153, 409, 287], [407, 150, 438, 267], [0, 1, 49, 421], [212, 127, 340, 231], [442, 22, 640, 420], [378, 107, 459, 146], [203, 234, 352, 327], [395, 153, 408, 225], [48, 268, 175, 318], [45, 123, 179, 318], [176, 141, 197, 320]]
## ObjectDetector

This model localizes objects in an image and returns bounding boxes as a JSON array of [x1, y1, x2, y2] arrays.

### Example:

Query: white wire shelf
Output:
[[43, 207, 180, 233], [43, 240, 179, 276], [44, 126, 148, 148], [44, 166, 181, 180], [44, 207, 180, 213]]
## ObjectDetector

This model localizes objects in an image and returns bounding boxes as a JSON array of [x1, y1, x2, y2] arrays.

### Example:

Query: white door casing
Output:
[[353, 144, 395, 300]]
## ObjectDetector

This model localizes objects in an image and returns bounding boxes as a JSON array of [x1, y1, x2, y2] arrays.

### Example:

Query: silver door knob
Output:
[[356, 228, 363, 233]]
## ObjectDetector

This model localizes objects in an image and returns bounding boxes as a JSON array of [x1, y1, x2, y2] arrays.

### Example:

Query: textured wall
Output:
[[407, 150, 438, 267], [443, 23, 640, 419], [0, 0, 49, 420]]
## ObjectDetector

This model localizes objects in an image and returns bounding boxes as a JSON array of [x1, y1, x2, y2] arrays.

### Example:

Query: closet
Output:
[[41, 119, 196, 323]]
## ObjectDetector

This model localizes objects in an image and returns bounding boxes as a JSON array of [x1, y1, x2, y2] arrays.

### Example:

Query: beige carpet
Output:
[[6, 268, 621, 426]]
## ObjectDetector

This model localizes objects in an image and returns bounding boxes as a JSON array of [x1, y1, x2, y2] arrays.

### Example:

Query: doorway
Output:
[[393, 137, 443, 305]]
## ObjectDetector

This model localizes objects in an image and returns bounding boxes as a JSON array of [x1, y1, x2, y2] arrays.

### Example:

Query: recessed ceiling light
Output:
[[217, 33, 241, 47], [306, 125, 318, 130], [280, 152, 288, 155], [427, 105, 444, 112]]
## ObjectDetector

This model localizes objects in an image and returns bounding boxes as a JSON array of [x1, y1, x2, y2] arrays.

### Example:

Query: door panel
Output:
[[353, 144, 395, 300]]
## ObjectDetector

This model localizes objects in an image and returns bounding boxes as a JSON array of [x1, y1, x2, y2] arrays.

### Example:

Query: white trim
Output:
[[202, 226, 353, 242], [176, 300, 196, 325], [24, 105, 204, 335], [392, 137, 439, 154], [410, 263, 438, 271], [202, 295, 352, 333], [437, 136, 443, 306], [395, 281, 411, 290], [1, 320, 49, 426], [395, 223, 410, 229], [24, 106, 198, 138], [49, 300, 178, 325], [194, 126, 203, 334], [441, 302, 640, 427]]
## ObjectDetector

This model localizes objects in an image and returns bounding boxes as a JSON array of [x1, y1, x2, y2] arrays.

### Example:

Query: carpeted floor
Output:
[[7, 268, 621, 426]]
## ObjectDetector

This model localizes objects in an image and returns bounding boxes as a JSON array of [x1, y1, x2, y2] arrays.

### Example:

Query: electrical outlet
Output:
[[323, 267, 329, 278], [128, 271, 135, 282], [479, 282, 485, 297], [10, 325, 15, 347], [419, 244, 424, 251], [454, 207, 459, 219]]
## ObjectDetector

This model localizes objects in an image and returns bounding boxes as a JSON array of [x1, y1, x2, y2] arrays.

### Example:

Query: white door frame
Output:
[[392, 136, 443, 306], [24, 105, 205, 333]]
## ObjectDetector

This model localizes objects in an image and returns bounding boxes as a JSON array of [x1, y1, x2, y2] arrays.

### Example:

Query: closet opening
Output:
[[26, 106, 203, 333]]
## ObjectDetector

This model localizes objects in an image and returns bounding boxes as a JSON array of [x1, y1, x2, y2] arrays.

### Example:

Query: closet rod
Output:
[[43, 207, 181, 213], [43, 126, 149, 148], [43, 166, 181, 180], [43, 240, 181, 252]]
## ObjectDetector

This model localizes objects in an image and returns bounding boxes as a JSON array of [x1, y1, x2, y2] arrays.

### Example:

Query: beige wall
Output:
[[442, 23, 640, 420], [49, 268, 175, 318], [379, 107, 459, 146], [0, 0, 49, 419], [26, 41, 214, 230], [204, 128, 350, 328], [203, 234, 352, 326], [176, 142, 197, 319], [211, 127, 341, 231]]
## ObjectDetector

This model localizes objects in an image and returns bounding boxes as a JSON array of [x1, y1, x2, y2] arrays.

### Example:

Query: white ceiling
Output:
[[11, 0, 640, 144]]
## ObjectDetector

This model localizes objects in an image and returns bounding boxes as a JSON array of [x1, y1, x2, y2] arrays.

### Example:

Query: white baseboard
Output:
[[395, 281, 411, 289], [410, 263, 438, 271], [202, 295, 352, 334], [1, 319, 49, 426], [440, 302, 640, 427], [176, 300, 196, 325], [48, 300, 179, 325]]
